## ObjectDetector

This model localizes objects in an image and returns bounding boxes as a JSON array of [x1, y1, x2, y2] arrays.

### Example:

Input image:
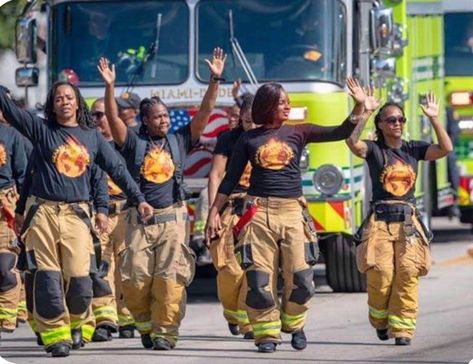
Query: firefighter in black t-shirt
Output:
[[345, 82, 453, 346], [206, 80, 366, 353], [208, 94, 255, 339]]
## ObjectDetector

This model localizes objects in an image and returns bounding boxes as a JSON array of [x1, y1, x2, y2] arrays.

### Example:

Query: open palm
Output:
[[205, 47, 226, 78], [364, 86, 382, 112], [420, 92, 439, 118], [347, 76, 366, 104], [97, 57, 116, 85]]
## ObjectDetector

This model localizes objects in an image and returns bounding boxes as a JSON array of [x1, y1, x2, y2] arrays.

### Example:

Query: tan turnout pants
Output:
[[120, 204, 195, 347], [235, 196, 317, 345], [356, 214, 432, 339], [210, 195, 251, 334], [25, 199, 95, 349], [0, 187, 21, 332]]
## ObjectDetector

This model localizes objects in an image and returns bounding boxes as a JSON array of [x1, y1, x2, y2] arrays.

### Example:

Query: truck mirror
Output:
[[15, 67, 39, 87], [16, 16, 37, 64], [370, 7, 394, 53], [372, 57, 396, 78]]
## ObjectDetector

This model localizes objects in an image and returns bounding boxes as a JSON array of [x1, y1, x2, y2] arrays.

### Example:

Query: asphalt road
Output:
[[1, 217, 472, 364]]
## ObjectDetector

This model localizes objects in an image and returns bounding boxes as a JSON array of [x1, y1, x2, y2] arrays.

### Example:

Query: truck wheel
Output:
[[325, 234, 367, 293]]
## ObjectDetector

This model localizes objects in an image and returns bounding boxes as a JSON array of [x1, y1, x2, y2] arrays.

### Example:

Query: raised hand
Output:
[[205, 47, 227, 78], [364, 86, 382, 112], [419, 92, 439, 119], [232, 78, 241, 99], [347, 77, 366, 105], [97, 57, 116, 86]]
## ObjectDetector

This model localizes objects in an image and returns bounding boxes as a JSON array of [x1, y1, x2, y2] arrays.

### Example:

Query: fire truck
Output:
[[14, 0, 453, 292]]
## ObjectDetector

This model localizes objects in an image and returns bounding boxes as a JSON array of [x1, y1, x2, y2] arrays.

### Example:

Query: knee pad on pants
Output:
[[25, 272, 35, 313], [66, 276, 93, 315], [91, 261, 112, 298], [35, 271, 65, 319], [0, 252, 18, 292], [289, 268, 315, 305], [245, 270, 274, 309]]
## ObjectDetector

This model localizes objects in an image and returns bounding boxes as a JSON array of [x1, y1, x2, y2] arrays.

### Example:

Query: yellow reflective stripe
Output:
[[253, 321, 281, 337], [28, 319, 38, 332], [236, 310, 250, 325], [17, 300, 27, 311], [135, 321, 152, 333], [41, 326, 71, 346], [223, 308, 239, 321], [389, 315, 416, 330], [194, 220, 205, 233], [118, 314, 135, 326], [151, 332, 178, 342], [82, 324, 95, 342], [281, 311, 306, 327], [0, 307, 17, 321], [93, 306, 118, 321], [369, 306, 389, 320]]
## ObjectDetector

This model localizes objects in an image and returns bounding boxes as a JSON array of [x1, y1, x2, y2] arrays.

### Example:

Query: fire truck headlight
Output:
[[312, 164, 343, 196]]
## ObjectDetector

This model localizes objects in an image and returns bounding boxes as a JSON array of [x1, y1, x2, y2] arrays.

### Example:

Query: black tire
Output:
[[325, 234, 367, 293]]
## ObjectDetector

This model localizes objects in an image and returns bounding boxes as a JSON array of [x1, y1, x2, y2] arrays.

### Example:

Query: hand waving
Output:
[[347, 77, 366, 105], [205, 47, 227, 78], [364, 86, 382, 113], [97, 57, 116, 86], [419, 92, 439, 119]]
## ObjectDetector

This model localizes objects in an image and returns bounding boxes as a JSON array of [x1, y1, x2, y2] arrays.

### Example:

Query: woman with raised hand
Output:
[[346, 85, 452, 346], [97, 47, 226, 351], [0, 83, 152, 358], [205, 78, 368, 353]]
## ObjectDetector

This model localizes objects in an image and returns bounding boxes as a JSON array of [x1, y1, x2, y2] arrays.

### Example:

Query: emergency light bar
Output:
[[450, 91, 473, 107]]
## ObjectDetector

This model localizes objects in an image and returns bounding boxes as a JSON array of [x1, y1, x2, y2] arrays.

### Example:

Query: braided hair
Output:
[[373, 102, 405, 145], [138, 96, 168, 135], [44, 81, 93, 129]]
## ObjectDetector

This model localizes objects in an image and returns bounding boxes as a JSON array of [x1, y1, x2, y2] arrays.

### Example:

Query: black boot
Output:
[[243, 331, 254, 340], [46, 342, 71, 358], [140, 333, 153, 349], [118, 325, 135, 339], [228, 323, 240, 336], [257, 342, 277, 353], [395, 337, 411, 346], [376, 329, 389, 341], [153, 337, 172, 351], [35, 332, 44, 346], [92, 326, 113, 342], [190, 237, 212, 266], [291, 330, 307, 350], [71, 328, 84, 350]]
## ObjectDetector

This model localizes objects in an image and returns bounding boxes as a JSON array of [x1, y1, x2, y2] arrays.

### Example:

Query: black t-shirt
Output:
[[219, 119, 356, 198], [213, 126, 251, 194], [121, 124, 195, 208], [0, 87, 144, 206], [0, 124, 27, 192], [365, 140, 430, 203]]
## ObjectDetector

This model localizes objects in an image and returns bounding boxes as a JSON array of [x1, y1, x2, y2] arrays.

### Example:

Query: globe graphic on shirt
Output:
[[380, 160, 416, 197], [0, 143, 6, 167], [239, 162, 252, 188], [52, 137, 90, 178], [107, 175, 123, 196], [141, 146, 175, 184], [256, 138, 294, 170]]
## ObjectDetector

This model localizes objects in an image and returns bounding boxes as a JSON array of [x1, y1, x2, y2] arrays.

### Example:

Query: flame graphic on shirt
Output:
[[256, 138, 294, 170], [0, 143, 6, 167], [239, 162, 252, 188], [141, 146, 175, 184], [380, 160, 416, 197], [52, 137, 90, 178], [107, 175, 123, 196]]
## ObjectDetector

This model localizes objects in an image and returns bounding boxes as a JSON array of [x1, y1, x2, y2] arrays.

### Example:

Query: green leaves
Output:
[[0, 0, 27, 50]]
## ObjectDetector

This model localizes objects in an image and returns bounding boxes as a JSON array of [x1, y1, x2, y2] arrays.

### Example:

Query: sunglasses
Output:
[[384, 116, 406, 125], [91, 111, 105, 119]]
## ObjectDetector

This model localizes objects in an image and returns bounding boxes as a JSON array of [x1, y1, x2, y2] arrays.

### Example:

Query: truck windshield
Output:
[[51, 1, 189, 86], [196, 0, 346, 84], [444, 12, 473, 77]]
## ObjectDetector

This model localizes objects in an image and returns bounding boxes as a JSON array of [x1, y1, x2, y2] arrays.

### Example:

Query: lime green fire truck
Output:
[[15, 0, 452, 292], [442, 0, 473, 226]]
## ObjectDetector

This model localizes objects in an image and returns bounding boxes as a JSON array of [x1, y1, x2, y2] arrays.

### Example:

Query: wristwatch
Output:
[[210, 75, 225, 83]]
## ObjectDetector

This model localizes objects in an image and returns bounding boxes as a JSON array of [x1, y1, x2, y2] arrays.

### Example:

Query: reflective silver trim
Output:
[[407, 2, 443, 15]]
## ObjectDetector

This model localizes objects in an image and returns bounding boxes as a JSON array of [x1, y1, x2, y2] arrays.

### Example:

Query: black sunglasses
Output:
[[384, 116, 406, 124], [91, 111, 105, 119]]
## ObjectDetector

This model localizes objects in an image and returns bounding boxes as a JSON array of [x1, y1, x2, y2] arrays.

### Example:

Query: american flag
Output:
[[170, 108, 230, 177]]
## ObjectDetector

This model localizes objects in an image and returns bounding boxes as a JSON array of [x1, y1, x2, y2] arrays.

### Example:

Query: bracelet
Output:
[[349, 114, 363, 123], [210, 75, 225, 83]]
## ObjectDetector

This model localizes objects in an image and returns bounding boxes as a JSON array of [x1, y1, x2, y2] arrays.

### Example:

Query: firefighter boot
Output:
[[47, 342, 71, 358], [71, 328, 84, 350], [291, 329, 307, 350]]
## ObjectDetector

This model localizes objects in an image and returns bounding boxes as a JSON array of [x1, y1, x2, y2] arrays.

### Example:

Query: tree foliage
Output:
[[0, 0, 28, 50]]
